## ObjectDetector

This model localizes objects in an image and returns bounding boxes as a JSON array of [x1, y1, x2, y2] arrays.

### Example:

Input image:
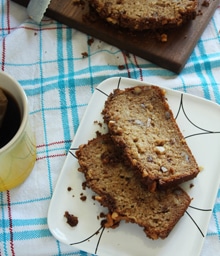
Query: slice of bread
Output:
[[89, 0, 197, 31], [102, 85, 200, 191], [76, 133, 191, 240]]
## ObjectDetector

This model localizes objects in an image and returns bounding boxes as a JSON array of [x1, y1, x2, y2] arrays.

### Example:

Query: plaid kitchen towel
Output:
[[0, 0, 220, 255]]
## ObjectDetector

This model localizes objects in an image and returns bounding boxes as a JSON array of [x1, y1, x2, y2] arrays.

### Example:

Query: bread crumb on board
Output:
[[72, 0, 85, 7]]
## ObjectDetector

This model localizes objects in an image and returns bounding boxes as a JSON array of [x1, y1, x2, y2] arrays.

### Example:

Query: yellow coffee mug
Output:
[[0, 71, 36, 191]]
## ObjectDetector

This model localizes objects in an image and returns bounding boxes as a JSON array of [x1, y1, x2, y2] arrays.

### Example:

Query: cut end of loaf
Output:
[[89, 0, 198, 31]]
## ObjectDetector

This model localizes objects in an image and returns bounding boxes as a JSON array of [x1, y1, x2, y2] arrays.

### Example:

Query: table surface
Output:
[[0, 1, 220, 255]]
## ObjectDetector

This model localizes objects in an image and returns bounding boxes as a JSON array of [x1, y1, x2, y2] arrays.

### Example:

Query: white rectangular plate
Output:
[[48, 77, 220, 256]]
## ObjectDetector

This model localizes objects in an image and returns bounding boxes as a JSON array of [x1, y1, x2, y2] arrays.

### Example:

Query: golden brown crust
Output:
[[76, 133, 191, 240], [89, 0, 197, 31], [102, 85, 200, 191]]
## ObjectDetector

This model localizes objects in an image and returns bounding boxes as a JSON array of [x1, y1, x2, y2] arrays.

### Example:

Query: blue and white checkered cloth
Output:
[[0, 1, 220, 255]]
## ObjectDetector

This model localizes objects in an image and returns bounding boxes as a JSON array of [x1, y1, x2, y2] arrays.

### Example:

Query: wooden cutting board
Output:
[[12, 0, 219, 73]]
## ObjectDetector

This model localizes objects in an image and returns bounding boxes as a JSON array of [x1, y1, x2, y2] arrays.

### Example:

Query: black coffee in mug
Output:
[[0, 88, 21, 148]]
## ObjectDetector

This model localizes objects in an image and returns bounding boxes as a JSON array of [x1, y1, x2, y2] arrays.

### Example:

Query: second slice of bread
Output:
[[76, 133, 191, 240], [102, 85, 200, 191]]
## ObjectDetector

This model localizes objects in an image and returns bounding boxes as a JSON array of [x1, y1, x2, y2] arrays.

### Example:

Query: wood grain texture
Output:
[[12, 0, 219, 73]]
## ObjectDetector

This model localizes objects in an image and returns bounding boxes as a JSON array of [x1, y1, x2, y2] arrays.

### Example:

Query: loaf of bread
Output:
[[76, 133, 191, 240], [102, 85, 200, 191], [89, 0, 197, 31]]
